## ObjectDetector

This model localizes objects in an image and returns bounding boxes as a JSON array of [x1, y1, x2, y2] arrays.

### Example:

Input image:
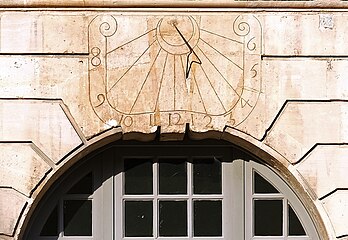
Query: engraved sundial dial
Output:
[[88, 14, 262, 133]]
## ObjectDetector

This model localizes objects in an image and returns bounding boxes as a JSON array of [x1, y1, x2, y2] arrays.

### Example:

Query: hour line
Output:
[[107, 39, 157, 94], [243, 86, 260, 93], [180, 54, 189, 94], [198, 58, 227, 112], [154, 52, 169, 112], [106, 28, 156, 55], [174, 55, 176, 110], [201, 29, 243, 44], [129, 48, 162, 114], [196, 44, 242, 98], [199, 37, 243, 71], [192, 68, 208, 114]]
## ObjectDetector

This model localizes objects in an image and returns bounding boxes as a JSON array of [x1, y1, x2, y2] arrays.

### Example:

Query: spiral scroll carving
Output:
[[99, 15, 118, 37], [233, 15, 251, 37]]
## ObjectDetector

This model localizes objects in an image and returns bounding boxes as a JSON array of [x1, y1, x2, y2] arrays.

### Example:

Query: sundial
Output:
[[88, 14, 262, 133]]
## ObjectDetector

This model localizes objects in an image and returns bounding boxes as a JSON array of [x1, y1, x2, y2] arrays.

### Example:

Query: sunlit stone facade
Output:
[[0, 1, 348, 239]]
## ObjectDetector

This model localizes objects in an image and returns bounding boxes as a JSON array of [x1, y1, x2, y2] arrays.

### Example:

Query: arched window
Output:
[[25, 141, 320, 239]]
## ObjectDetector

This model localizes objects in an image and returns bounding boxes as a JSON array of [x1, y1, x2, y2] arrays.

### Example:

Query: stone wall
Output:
[[0, 2, 348, 239]]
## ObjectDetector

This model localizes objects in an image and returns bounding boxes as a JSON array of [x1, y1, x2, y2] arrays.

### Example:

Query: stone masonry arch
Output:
[[10, 127, 330, 240]]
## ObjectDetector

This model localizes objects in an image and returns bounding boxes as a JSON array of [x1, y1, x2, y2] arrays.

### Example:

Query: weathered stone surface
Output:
[[264, 13, 348, 56], [87, 14, 262, 136], [326, 60, 348, 99], [0, 0, 347, 8], [0, 188, 27, 236], [0, 143, 51, 197], [264, 102, 348, 163], [0, 235, 13, 240], [322, 190, 348, 238], [263, 59, 348, 100], [0, 57, 86, 98], [0, 100, 82, 163], [0, 7, 348, 240], [1, 13, 348, 141], [262, 59, 348, 139], [0, 13, 87, 53], [296, 145, 348, 199], [2, 11, 348, 57], [0, 56, 102, 138]]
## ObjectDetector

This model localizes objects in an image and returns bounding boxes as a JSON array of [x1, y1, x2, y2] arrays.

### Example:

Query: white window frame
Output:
[[245, 161, 318, 239], [25, 143, 320, 240], [113, 146, 243, 240]]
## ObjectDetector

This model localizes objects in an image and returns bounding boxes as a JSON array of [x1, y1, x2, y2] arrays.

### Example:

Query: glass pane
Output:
[[194, 200, 222, 236], [159, 201, 187, 236], [289, 204, 306, 236], [254, 171, 279, 194], [254, 200, 282, 236], [193, 158, 221, 194], [63, 200, 92, 236], [67, 172, 93, 194], [125, 158, 153, 194], [159, 159, 187, 194], [40, 205, 58, 236], [125, 201, 153, 237]]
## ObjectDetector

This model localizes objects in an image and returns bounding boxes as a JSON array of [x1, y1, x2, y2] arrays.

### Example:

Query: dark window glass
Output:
[[194, 200, 222, 236], [125, 201, 153, 237], [124, 159, 153, 194], [254, 171, 279, 194], [193, 158, 221, 194], [289, 204, 306, 235], [63, 200, 92, 236], [67, 172, 93, 194], [254, 200, 282, 236], [40, 205, 58, 236], [159, 201, 187, 236], [159, 159, 187, 194]]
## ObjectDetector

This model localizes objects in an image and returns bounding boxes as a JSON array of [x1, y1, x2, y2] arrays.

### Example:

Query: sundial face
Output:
[[88, 14, 262, 134]]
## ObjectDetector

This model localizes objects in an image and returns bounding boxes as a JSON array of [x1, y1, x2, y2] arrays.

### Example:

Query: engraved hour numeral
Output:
[[168, 113, 185, 126], [251, 63, 258, 78]]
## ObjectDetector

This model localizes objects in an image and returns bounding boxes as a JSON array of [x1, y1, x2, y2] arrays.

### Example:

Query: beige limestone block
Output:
[[0, 100, 82, 163], [0, 13, 43, 53], [0, 57, 87, 98], [0, 143, 51, 197], [264, 102, 347, 163], [296, 145, 348, 199], [0, 188, 27, 236], [233, 91, 266, 140], [262, 59, 348, 140], [86, 14, 262, 138], [0, 0, 347, 8], [322, 190, 348, 238], [0, 13, 87, 53], [41, 14, 87, 53], [263, 59, 327, 101], [264, 13, 348, 56], [0, 56, 103, 138], [0, 235, 13, 240], [326, 60, 348, 99]]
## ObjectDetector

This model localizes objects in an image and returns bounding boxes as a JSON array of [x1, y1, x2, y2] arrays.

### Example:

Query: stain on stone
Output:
[[327, 60, 333, 71]]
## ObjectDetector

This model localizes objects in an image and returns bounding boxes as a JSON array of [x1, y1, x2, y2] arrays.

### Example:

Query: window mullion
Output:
[[58, 199, 63, 238], [188, 158, 193, 238], [253, 193, 284, 199], [283, 199, 288, 238], [154, 158, 158, 239]]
